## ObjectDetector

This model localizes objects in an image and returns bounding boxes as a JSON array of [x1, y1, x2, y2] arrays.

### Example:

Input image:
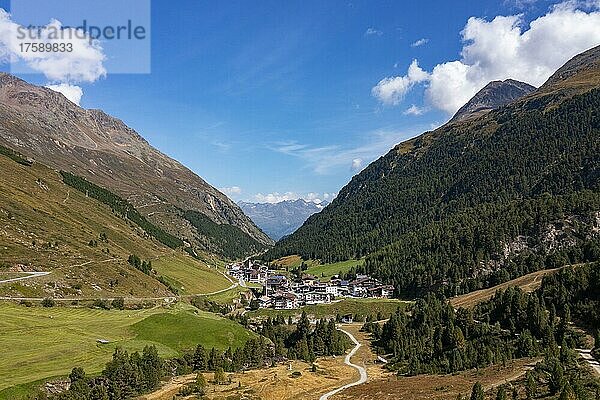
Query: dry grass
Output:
[[449, 268, 561, 309], [340, 323, 391, 383], [332, 358, 539, 400], [271, 255, 304, 269], [141, 322, 391, 400], [140, 359, 358, 400]]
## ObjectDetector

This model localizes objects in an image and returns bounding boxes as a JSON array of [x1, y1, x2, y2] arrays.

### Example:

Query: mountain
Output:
[[239, 199, 327, 241], [450, 79, 536, 122], [266, 45, 600, 297], [0, 73, 272, 259], [0, 146, 233, 298]]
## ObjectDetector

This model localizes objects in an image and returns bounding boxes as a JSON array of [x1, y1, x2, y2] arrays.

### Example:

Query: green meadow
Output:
[[0, 302, 255, 397]]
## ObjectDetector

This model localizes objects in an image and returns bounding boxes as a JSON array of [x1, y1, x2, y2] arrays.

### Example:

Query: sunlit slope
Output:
[[0, 154, 230, 298]]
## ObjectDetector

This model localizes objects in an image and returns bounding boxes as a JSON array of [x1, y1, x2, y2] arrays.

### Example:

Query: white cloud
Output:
[[252, 192, 336, 204], [411, 38, 429, 47], [0, 9, 106, 102], [219, 186, 242, 197], [504, 0, 539, 9], [372, 2, 600, 114], [371, 59, 428, 105], [365, 27, 383, 36], [45, 83, 83, 105], [270, 128, 419, 175], [404, 104, 428, 116], [351, 158, 363, 171]]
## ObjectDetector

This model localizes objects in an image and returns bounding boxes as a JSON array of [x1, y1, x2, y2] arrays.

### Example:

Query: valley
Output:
[[0, 25, 599, 400]]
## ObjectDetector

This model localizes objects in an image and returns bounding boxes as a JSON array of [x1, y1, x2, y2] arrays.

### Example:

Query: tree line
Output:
[[60, 171, 183, 249], [257, 311, 349, 362], [0, 143, 33, 166], [127, 254, 179, 294], [182, 210, 267, 260]]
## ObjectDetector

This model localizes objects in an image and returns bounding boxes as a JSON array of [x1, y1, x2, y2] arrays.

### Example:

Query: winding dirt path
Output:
[[319, 328, 367, 400]]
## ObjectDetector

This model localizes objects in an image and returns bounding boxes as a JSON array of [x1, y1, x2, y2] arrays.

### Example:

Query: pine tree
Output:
[[470, 382, 484, 400], [196, 372, 207, 388], [214, 368, 227, 385], [559, 382, 576, 400], [496, 386, 507, 400], [193, 344, 207, 371], [525, 371, 536, 399], [549, 360, 564, 395]]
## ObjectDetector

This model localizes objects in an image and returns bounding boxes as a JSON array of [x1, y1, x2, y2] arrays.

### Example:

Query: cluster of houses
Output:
[[227, 260, 394, 310]]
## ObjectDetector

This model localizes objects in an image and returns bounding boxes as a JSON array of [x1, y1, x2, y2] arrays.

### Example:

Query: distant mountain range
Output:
[[239, 199, 328, 241], [266, 45, 600, 298]]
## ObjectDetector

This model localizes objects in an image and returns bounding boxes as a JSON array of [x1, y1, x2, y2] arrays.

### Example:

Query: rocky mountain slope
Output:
[[450, 79, 536, 122], [0, 73, 272, 257], [239, 199, 327, 240], [266, 45, 600, 297]]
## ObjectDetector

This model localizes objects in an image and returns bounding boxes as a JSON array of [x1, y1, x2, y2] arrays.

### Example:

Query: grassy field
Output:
[[132, 310, 254, 351], [151, 254, 230, 295], [0, 302, 255, 397], [205, 285, 247, 304], [248, 298, 408, 319], [306, 259, 364, 281], [270, 255, 307, 270], [271, 256, 364, 281]]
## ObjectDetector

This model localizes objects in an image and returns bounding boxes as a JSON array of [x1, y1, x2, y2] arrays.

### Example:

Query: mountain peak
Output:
[[539, 44, 600, 92], [450, 79, 536, 123]]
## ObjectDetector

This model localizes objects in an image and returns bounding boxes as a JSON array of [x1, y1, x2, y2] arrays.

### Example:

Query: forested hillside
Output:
[[267, 45, 600, 298], [362, 263, 600, 398]]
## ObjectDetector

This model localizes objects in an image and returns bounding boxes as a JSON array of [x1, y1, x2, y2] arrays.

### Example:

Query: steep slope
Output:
[[0, 73, 272, 258], [267, 45, 600, 297], [450, 79, 536, 122], [239, 199, 327, 240], [0, 148, 230, 299]]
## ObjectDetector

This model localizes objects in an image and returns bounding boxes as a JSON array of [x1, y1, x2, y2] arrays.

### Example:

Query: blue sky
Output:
[[2, 0, 600, 203]]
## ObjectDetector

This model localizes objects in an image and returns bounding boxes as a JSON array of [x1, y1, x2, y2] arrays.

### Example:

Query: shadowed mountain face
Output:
[[0, 73, 272, 254], [239, 199, 327, 241], [267, 45, 600, 297], [450, 79, 536, 122]]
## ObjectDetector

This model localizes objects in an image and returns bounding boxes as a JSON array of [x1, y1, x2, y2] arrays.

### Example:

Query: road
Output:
[[319, 327, 368, 400], [577, 349, 600, 376], [0, 271, 50, 284], [0, 263, 240, 302]]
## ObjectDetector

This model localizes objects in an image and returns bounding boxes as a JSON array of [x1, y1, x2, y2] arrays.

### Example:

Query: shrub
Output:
[[41, 298, 55, 307], [111, 297, 125, 310]]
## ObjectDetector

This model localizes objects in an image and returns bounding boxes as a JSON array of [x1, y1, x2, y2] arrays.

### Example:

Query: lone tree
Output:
[[214, 368, 227, 385], [196, 372, 207, 389]]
